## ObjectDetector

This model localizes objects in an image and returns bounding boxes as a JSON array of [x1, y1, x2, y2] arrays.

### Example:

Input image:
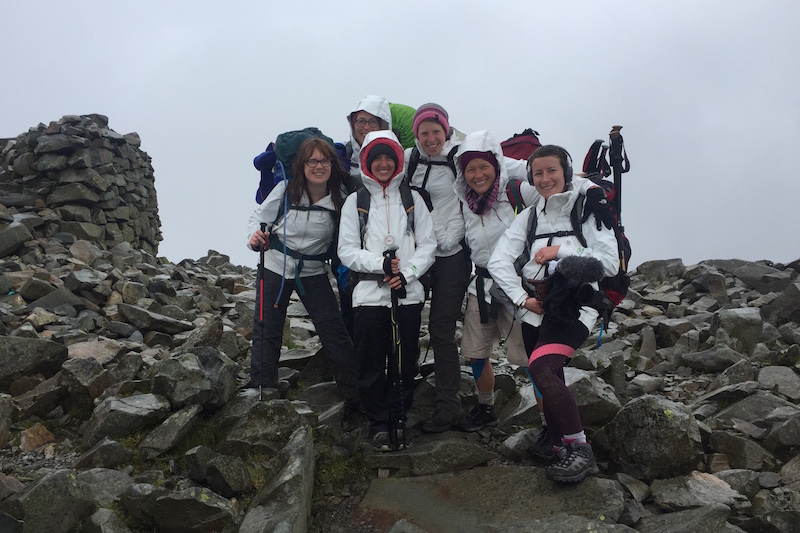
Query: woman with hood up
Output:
[[451, 130, 539, 433], [345, 95, 393, 181], [338, 130, 437, 452], [488, 144, 619, 483]]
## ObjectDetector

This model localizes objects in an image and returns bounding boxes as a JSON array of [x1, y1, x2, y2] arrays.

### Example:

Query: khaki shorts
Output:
[[461, 294, 528, 367]]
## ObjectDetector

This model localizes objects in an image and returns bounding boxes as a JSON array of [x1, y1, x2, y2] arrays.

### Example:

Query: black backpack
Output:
[[403, 146, 458, 212], [346, 182, 426, 295], [510, 181, 631, 321]]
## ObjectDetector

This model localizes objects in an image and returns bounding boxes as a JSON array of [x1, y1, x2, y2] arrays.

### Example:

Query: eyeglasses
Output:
[[305, 158, 332, 168], [354, 118, 381, 128]]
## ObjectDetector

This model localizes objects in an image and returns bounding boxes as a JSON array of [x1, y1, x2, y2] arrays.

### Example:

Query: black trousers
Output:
[[354, 303, 422, 433], [250, 270, 359, 403]]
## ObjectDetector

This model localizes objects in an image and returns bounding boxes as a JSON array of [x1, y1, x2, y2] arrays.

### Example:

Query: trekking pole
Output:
[[608, 125, 630, 225], [608, 125, 631, 272], [258, 222, 268, 401], [383, 248, 405, 450]]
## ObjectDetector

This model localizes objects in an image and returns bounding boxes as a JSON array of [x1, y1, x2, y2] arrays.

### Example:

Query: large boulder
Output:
[[597, 395, 704, 480]]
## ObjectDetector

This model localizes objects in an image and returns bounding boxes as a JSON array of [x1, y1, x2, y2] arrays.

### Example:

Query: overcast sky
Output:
[[3, 1, 799, 271]]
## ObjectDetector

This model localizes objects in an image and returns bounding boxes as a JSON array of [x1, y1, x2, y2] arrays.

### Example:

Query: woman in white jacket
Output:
[[338, 131, 436, 452], [403, 103, 469, 433], [488, 145, 619, 483], [452, 130, 540, 433], [245, 138, 358, 407]]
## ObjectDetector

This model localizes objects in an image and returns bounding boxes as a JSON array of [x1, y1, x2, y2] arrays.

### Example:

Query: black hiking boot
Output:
[[421, 409, 459, 433], [458, 404, 499, 432], [529, 426, 555, 463], [545, 442, 600, 483]]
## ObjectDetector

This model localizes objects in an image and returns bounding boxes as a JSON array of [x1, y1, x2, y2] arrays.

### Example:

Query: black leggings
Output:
[[522, 315, 590, 443]]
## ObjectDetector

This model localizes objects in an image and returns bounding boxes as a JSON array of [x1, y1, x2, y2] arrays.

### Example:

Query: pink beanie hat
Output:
[[412, 103, 450, 138]]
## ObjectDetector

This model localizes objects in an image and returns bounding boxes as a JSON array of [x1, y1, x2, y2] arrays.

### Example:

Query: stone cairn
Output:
[[0, 114, 161, 259]]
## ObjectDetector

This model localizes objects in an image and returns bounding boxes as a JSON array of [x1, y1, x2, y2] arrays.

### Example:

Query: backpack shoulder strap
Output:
[[505, 179, 526, 214], [399, 182, 416, 235], [445, 145, 458, 178], [570, 193, 589, 248], [513, 210, 539, 277], [355, 186, 371, 248], [405, 147, 420, 186]]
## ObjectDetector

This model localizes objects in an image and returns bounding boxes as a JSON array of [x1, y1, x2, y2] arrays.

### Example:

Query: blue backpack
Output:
[[253, 127, 349, 204]]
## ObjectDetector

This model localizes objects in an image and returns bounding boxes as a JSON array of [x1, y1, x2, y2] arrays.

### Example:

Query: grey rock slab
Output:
[[0, 469, 97, 533], [82, 393, 171, 447], [758, 366, 800, 401], [84, 507, 134, 533], [652, 471, 750, 513], [597, 395, 704, 480], [206, 454, 254, 498], [117, 302, 194, 334], [0, 336, 68, 388], [153, 486, 236, 533], [76, 467, 135, 506], [239, 426, 314, 533], [355, 466, 624, 533], [139, 404, 202, 459], [635, 502, 732, 533], [73, 437, 134, 470], [365, 438, 497, 477]]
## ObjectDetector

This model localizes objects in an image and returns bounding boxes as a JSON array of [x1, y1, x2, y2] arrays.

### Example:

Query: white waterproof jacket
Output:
[[488, 174, 620, 330], [453, 130, 540, 301], [403, 138, 465, 258], [338, 131, 437, 308], [346, 95, 392, 179], [246, 180, 338, 278]]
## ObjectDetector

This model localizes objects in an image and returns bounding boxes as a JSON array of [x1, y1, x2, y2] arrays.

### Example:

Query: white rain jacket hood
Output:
[[246, 180, 338, 278], [347, 95, 392, 177], [338, 130, 436, 307], [488, 170, 620, 330], [454, 130, 540, 301]]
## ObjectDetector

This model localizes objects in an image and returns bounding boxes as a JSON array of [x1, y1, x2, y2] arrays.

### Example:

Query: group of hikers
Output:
[[244, 95, 623, 484]]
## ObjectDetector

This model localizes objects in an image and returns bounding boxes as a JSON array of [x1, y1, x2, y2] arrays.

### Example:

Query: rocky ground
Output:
[[2, 238, 800, 532]]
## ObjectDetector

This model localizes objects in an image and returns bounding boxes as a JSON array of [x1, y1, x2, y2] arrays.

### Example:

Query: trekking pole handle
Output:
[[609, 125, 623, 139], [383, 248, 406, 300]]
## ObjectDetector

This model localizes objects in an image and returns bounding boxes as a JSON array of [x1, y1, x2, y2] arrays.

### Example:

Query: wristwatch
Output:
[[518, 297, 528, 310]]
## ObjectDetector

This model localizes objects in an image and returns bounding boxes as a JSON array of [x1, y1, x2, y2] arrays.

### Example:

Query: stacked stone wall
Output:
[[0, 114, 161, 258]]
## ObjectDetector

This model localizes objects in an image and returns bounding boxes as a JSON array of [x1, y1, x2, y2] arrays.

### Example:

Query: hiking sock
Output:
[[563, 430, 587, 446], [478, 391, 494, 406]]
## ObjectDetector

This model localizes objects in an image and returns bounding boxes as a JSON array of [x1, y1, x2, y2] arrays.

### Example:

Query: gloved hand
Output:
[[581, 187, 615, 231]]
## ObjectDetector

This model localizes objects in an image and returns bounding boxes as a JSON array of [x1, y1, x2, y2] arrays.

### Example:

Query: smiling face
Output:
[[530, 155, 566, 199], [416, 119, 447, 157], [464, 156, 497, 195], [370, 154, 396, 184], [303, 148, 331, 187], [352, 110, 381, 146]]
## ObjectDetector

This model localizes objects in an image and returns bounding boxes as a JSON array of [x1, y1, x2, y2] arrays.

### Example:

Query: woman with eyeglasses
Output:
[[345, 95, 392, 181], [244, 137, 360, 410]]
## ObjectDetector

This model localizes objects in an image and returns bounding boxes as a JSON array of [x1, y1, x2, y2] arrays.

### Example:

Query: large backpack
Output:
[[500, 128, 542, 160], [253, 127, 345, 204]]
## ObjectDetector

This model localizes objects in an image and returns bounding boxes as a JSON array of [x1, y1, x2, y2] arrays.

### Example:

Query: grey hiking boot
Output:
[[421, 409, 459, 433], [372, 430, 406, 452], [372, 431, 391, 452], [545, 442, 600, 483], [529, 426, 555, 463], [459, 404, 498, 432]]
